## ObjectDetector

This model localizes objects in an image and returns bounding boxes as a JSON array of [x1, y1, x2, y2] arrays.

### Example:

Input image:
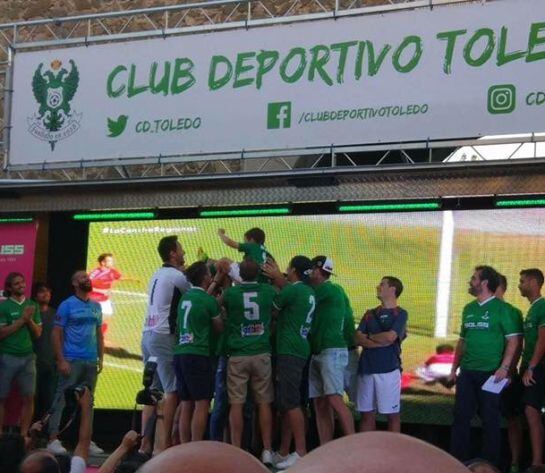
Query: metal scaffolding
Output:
[[1, 0, 543, 182]]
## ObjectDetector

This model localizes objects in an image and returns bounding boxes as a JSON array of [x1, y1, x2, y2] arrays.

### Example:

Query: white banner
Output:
[[8, 0, 545, 166]]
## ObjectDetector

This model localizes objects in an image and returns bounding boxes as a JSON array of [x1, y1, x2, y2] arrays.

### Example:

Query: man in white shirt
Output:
[[141, 235, 190, 454]]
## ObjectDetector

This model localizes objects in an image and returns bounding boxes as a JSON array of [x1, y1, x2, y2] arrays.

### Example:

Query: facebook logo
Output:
[[267, 102, 292, 129]]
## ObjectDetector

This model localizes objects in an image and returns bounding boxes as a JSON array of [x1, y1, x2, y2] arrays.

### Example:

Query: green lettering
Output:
[[233, 51, 256, 88], [308, 45, 333, 86], [463, 28, 495, 67], [208, 55, 233, 91], [497, 27, 526, 66], [355, 41, 366, 80], [436, 29, 467, 74], [255, 50, 279, 90], [106, 65, 126, 98], [366, 41, 391, 76], [527, 22, 545, 63], [392, 35, 423, 73], [330, 41, 358, 83], [171, 58, 195, 94], [127, 64, 149, 98], [149, 61, 171, 96], [279, 47, 307, 83]]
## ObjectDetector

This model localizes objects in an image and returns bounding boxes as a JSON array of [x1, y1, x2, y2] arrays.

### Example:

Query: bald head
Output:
[[289, 432, 469, 473], [20, 451, 60, 473], [71, 270, 92, 294], [137, 441, 269, 473]]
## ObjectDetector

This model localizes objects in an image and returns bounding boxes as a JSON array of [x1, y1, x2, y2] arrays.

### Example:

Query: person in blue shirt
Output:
[[355, 276, 407, 433], [46, 271, 104, 456]]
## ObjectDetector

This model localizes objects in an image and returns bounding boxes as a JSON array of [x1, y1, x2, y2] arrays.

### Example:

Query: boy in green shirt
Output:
[[518, 268, 545, 467], [217, 227, 273, 283], [0, 272, 42, 440], [308, 256, 355, 445], [174, 261, 222, 442], [222, 259, 276, 464]]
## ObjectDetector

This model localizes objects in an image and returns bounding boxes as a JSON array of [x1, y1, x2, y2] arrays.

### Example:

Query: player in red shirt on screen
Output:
[[89, 253, 137, 336], [415, 344, 455, 387]]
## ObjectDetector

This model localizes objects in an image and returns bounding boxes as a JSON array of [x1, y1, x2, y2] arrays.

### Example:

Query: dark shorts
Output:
[[275, 354, 308, 412], [173, 354, 215, 402], [522, 365, 545, 411], [501, 374, 523, 418]]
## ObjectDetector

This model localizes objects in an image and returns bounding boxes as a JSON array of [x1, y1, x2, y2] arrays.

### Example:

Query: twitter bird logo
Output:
[[107, 115, 128, 137]]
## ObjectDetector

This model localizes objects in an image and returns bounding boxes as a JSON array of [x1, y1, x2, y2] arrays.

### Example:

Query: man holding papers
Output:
[[449, 265, 522, 468]]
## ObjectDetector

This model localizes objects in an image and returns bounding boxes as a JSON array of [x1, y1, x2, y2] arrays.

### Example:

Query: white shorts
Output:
[[357, 370, 401, 414]]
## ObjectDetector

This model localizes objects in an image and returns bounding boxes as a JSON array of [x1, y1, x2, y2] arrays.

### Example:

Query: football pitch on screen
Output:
[[87, 211, 545, 424]]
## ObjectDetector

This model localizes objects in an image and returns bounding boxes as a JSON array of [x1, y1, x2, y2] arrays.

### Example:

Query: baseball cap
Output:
[[311, 255, 335, 275]]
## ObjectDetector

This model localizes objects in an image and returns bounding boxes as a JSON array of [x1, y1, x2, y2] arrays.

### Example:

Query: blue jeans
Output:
[[450, 369, 501, 467], [209, 356, 253, 449]]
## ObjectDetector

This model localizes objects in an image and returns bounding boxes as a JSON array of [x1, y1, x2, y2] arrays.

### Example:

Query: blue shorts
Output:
[[309, 348, 348, 398], [173, 354, 215, 401]]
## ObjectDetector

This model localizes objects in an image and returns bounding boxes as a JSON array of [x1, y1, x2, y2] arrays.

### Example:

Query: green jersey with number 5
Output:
[[273, 282, 315, 359], [224, 282, 276, 356], [174, 287, 220, 356]]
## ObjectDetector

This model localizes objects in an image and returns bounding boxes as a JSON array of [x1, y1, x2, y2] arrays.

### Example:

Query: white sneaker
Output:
[[276, 452, 302, 469], [47, 439, 67, 455], [261, 449, 274, 465], [271, 451, 289, 466], [89, 441, 105, 455]]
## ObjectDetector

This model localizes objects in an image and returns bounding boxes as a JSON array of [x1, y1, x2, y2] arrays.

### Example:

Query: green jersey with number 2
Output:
[[274, 282, 315, 359]]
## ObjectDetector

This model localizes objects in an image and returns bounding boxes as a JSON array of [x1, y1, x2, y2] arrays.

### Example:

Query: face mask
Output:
[[79, 281, 92, 292]]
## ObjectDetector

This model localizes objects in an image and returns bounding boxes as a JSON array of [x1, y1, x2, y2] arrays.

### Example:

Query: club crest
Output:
[[28, 59, 82, 150]]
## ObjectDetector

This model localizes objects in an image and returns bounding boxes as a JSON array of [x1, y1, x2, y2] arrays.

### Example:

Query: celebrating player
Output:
[[308, 256, 355, 445], [173, 261, 223, 443], [0, 273, 41, 441], [222, 259, 276, 464], [141, 236, 190, 454], [268, 255, 315, 468]]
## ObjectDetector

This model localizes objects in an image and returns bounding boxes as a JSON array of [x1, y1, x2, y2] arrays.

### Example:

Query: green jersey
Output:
[[522, 297, 545, 367], [224, 282, 276, 356], [335, 283, 356, 348], [310, 281, 348, 354], [237, 242, 274, 284], [174, 288, 220, 356], [0, 298, 41, 356], [238, 242, 268, 265], [273, 282, 315, 359], [460, 297, 522, 371]]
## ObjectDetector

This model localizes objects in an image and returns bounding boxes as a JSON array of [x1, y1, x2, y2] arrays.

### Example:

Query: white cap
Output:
[[314, 256, 335, 275]]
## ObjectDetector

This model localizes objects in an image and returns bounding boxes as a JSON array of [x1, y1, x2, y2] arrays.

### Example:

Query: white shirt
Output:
[[143, 265, 190, 335]]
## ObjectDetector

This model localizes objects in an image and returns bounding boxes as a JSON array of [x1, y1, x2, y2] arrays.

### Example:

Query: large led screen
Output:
[[86, 210, 544, 424]]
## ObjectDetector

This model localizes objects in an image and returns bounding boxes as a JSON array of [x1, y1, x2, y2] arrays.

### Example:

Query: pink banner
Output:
[[0, 222, 38, 298]]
